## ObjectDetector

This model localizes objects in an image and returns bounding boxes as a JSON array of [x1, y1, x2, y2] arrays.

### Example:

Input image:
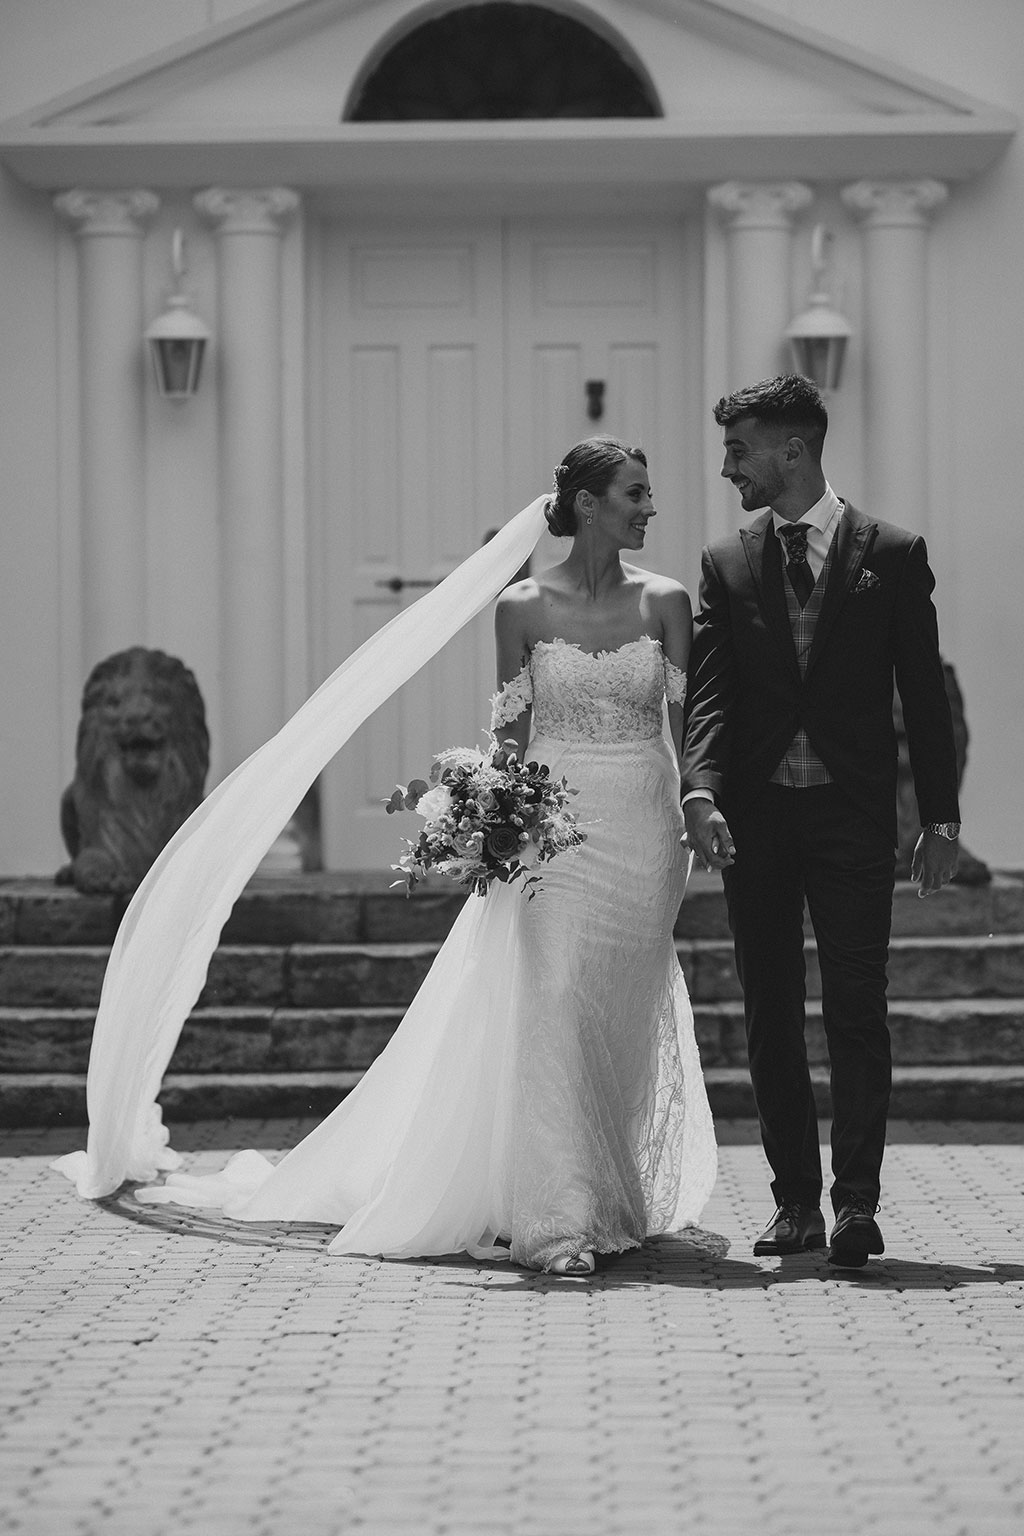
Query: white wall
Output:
[[0, 172, 64, 871]]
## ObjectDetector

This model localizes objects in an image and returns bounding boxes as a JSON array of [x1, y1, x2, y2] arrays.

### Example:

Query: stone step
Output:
[[688, 935, 1024, 1003], [0, 945, 288, 1009], [0, 1007, 399, 1073], [4, 933, 1024, 1009], [3, 870, 1021, 1127], [4, 998, 1024, 1078], [692, 998, 1024, 1069], [5, 1064, 1024, 1130], [3, 871, 1023, 946]]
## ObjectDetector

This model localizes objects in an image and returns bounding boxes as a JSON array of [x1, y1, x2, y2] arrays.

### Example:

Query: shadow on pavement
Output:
[[7, 1119, 1022, 1158], [99, 1196, 1024, 1293], [101, 1188, 339, 1251]]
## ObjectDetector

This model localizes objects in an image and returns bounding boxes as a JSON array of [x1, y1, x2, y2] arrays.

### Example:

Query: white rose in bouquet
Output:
[[415, 784, 454, 823]]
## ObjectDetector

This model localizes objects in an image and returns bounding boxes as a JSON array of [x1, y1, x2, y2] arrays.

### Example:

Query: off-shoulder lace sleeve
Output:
[[664, 657, 687, 707], [490, 662, 533, 730]]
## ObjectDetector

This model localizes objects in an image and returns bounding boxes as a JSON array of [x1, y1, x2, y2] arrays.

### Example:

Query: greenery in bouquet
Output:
[[385, 738, 586, 897]]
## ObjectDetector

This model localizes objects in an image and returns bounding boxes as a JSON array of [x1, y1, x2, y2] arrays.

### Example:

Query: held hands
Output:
[[683, 798, 736, 872], [911, 829, 959, 898]]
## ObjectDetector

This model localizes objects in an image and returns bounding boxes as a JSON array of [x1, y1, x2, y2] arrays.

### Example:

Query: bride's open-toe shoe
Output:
[[550, 1250, 596, 1277]]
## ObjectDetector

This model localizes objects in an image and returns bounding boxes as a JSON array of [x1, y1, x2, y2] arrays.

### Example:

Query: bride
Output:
[[60, 437, 716, 1274], [483, 438, 715, 1271]]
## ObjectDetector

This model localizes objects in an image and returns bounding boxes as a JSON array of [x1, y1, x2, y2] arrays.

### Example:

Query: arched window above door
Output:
[[346, 3, 661, 121]]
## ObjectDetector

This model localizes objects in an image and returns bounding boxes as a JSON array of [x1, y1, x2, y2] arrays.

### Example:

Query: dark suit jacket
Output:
[[679, 503, 961, 844]]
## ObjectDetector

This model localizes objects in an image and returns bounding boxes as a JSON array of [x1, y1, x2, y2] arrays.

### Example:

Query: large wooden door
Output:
[[319, 216, 689, 869]]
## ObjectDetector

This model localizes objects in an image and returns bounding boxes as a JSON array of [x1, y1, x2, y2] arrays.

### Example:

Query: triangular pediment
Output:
[[0, 0, 1014, 190]]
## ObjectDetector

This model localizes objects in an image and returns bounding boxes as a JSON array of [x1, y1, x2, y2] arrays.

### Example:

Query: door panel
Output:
[[506, 219, 689, 582], [319, 216, 690, 869], [320, 224, 506, 867]]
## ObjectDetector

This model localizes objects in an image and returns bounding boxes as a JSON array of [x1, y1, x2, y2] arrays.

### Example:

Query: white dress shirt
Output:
[[772, 484, 842, 579]]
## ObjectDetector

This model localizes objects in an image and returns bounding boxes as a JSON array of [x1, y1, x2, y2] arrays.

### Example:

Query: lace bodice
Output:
[[491, 636, 686, 744]]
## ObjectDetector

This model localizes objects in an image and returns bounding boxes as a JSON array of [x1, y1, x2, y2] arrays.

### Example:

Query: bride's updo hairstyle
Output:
[[546, 436, 648, 538]]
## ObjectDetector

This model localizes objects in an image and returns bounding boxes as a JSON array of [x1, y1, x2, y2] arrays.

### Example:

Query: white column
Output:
[[708, 181, 813, 388], [194, 187, 299, 768], [842, 179, 948, 529], [54, 189, 159, 667]]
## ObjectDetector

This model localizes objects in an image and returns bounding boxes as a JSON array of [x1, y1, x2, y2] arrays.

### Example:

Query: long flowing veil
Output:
[[53, 496, 549, 1199]]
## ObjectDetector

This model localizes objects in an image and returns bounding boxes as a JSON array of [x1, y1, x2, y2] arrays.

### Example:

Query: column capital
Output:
[[54, 189, 159, 236], [841, 179, 948, 228], [194, 187, 300, 235], [708, 181, 813, 230]]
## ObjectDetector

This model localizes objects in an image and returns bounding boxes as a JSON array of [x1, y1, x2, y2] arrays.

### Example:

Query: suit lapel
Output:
[[805, 503, 877, 678], [740, 512, 800, 679]]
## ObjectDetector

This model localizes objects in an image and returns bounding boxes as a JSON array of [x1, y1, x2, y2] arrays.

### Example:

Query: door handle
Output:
[[585, 379, 605, 421], [374, 576, 436, 594]]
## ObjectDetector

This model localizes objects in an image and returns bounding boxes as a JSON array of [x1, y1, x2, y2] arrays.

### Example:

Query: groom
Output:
[[680, 374, 960, 1269]]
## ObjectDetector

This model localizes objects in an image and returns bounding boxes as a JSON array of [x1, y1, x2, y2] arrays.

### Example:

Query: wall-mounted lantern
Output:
[[145, 229, 210, 400], [785, 225, 852, 393]]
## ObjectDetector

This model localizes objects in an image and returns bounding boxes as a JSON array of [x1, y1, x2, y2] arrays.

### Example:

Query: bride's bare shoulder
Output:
[[623, 565, 691, 605], [495, 576, 543, 616], [497, 565, 578, 613], [620, 563, 685, 592], [495, 579, 548, 651]]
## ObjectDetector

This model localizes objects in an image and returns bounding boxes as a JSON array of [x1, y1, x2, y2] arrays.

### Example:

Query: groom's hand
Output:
[[684, 798, 735, 872], [911, 829, 959, 897]]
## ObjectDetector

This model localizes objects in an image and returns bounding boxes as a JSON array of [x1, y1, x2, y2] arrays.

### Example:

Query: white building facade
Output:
[[0, 0, 1020, 873]]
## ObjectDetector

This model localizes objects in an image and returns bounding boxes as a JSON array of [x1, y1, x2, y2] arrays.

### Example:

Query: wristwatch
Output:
[[925, 822, 961, 840]]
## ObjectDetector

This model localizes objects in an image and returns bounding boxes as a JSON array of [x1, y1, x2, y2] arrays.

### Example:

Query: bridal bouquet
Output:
[[385, 738, 586, 898]]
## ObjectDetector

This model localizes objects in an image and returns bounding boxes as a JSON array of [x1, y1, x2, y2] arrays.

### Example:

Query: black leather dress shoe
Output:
[[827, 1198, 885, 1269], [752, 1202, 826, 1256]]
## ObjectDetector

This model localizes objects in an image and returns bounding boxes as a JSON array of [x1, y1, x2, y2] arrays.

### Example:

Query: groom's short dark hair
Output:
[[714, 374, 828, 458]]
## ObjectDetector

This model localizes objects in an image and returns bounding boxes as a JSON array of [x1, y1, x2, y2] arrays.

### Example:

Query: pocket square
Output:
[[853, 568, 881, 594]]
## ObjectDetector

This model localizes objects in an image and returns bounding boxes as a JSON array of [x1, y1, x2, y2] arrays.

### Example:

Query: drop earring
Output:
[[586, 514, 593, 525]]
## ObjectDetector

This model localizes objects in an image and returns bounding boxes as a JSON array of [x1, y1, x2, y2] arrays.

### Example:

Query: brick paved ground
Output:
[[1, 1119, 1022, 1536]]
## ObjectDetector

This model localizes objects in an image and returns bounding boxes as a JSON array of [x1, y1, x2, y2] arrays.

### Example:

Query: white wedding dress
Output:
[[135, 635, 716, 1269]]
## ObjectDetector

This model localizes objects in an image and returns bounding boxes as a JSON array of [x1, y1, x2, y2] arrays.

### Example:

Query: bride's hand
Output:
[[683, 799, 735, 872]]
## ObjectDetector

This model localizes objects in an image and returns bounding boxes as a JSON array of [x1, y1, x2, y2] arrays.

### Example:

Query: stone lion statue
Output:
[[57, 647, 210, 896], [894, 658, 990, 886]]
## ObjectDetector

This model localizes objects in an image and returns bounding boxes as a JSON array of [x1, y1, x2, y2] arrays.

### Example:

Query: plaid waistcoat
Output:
[[770, 528, 837, 788]]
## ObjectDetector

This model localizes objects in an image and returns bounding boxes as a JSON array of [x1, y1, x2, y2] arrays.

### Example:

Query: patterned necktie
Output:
[[778, 522, 814, 607]]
